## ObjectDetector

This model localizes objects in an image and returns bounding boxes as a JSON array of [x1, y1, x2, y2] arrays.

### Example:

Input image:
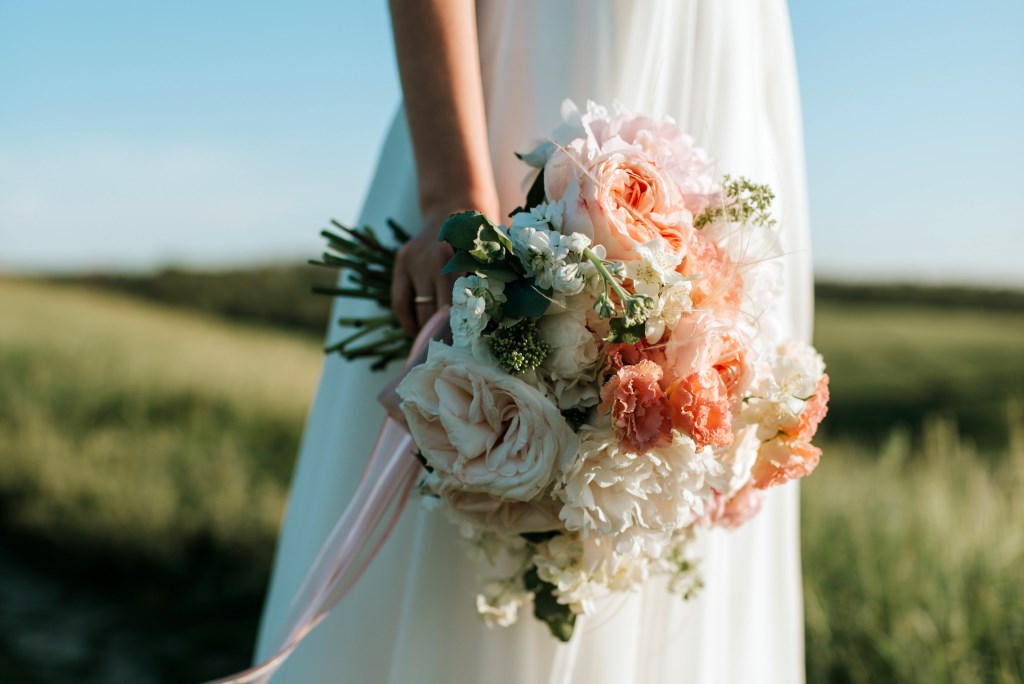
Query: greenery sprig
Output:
[[693, 175, 777, 229]]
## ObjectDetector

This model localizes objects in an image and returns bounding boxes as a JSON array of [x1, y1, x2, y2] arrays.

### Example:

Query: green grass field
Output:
[[0, 275, 1022, 682]]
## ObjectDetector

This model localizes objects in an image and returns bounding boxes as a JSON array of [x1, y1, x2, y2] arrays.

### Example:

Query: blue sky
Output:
[[1, 1, 1021, 284]]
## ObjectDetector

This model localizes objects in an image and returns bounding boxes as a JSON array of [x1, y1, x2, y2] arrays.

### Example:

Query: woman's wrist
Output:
[[419, 186, 500, 236]]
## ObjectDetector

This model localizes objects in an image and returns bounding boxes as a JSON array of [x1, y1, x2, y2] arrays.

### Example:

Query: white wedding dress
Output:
[[256, 1, 813, 682]]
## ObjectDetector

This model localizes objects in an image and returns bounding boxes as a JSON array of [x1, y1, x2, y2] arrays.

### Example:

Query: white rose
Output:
[[398, 342, 579, 502]]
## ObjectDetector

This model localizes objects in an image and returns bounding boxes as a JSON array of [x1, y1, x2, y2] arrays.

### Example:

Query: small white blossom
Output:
[[533, 535, 600, 614], [450, 275, 505, 347], [552, 262, 585, 295], [625, 239, 693, 343], [476, 580, 532, 628], [561, 232, 592, 254], [510, 200, 566, 232]]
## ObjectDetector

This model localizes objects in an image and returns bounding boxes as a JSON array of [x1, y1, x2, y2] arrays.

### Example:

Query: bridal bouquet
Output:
[[320, 101, 829, 641]]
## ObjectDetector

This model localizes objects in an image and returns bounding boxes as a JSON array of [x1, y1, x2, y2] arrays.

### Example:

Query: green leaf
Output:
[[510, 169, 548, 217], [438, 211, 494, 251], [524, 567, 575, 642], [470, 224, 514, 263], [524, 168, 547, 211], [607, 317, 646, 344], [520, 530, 559, 545], [503, 279, 551, 319], [441, 251, 482, 275], [475, 263, 521, 283]]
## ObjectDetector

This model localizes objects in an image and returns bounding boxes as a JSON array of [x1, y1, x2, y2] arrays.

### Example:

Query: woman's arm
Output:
[[389, 0, 499, 336]]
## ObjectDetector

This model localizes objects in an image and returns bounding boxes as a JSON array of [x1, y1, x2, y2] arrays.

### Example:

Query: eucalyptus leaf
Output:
[[439, 211, 494, 251], [475, 263, 521, 282], [524, 567, 575, 642], [503, 279, 551, 319], [441, 251, 482, 275]]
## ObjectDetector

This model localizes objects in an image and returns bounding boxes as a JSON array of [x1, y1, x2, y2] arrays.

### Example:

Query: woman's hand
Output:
[[391, 198, 498, 337]]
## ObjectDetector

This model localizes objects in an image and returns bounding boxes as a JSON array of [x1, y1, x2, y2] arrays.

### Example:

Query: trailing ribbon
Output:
[[206, 309, 450, 684]]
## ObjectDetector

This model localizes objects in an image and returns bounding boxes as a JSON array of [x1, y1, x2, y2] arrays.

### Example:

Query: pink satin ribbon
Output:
[[206, 309, 451, 684]]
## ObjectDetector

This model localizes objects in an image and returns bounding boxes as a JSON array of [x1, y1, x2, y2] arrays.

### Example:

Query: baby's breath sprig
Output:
[[694, 175, 777, 229]]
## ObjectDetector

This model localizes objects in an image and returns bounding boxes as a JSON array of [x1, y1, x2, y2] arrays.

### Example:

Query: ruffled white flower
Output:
[[712, 424, 761, 496], [557, 427, 724, 541], [450, 275, 506, 347], [742, 341, 826, 438], [625, 238, 693, 343], [476, 579, 532, 628]]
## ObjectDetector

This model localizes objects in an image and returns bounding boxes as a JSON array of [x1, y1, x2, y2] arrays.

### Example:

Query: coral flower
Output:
[[666, 367, 733, 450], [604, 341, 667, 375], [600, 360, 674, 452], [705, 483, 763, 529], [783, 374, 830, 442], [751, 437, 822, 489]]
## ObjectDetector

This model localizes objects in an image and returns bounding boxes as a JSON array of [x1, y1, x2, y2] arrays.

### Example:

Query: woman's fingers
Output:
[[391, 249, 418, 338], [414, 270, 439, 330]]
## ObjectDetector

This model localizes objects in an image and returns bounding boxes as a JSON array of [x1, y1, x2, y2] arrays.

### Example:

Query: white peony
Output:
[[557, 427, 724, 539], [398, 342, 579, 502]]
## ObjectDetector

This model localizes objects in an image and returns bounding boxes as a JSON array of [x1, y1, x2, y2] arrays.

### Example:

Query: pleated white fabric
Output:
[[256, 1, 813, 682]]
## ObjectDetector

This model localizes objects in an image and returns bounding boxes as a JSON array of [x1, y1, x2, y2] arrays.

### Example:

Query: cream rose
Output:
[[397, 342, 579, 502]]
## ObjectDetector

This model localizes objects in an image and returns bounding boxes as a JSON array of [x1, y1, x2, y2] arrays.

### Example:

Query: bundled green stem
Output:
[[311, 219, 411, 370]]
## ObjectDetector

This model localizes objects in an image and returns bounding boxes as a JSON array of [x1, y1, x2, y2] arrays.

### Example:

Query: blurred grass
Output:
[[0, 277, 322, 682], [1, 271, 1022, 682], [803, 414, 1024, 683]]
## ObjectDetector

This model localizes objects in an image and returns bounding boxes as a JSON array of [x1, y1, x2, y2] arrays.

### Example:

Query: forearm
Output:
[[389, 0, 499, 230]]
